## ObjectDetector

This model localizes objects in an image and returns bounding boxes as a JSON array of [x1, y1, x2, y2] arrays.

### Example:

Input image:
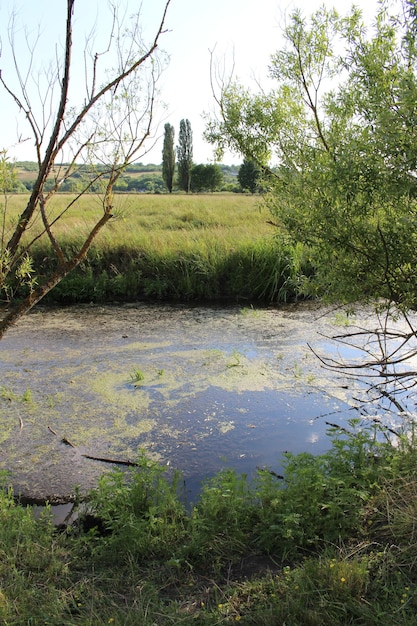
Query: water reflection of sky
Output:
[[1, 302, 417, 504], [124, 385, 356, 503]]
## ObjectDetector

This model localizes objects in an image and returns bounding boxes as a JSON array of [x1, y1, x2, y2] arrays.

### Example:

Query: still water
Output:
[[0, 302, 409, 505]]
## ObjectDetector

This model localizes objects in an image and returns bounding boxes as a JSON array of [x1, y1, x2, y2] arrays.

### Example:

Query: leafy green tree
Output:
[[191, 163, 223, 192], [176, 119, 193, 193], [238, 159, 261, 193], [205, 1, 417, 311], [162, 123, 175, 193]]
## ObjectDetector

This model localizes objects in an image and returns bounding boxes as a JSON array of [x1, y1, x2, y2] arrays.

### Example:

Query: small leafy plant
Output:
[[226, 349, 242, 368], [130, 368, 145, 386]]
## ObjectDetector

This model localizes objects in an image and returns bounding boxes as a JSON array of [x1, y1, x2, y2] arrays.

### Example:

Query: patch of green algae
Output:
[[0, 303, 360, 503]]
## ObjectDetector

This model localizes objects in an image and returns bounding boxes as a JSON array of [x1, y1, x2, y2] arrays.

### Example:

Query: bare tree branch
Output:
[[0, 0, 172, 339]]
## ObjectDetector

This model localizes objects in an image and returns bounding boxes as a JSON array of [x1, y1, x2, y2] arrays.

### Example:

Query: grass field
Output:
[[6, 193, 311, 304], [11, 192, 271, 240]]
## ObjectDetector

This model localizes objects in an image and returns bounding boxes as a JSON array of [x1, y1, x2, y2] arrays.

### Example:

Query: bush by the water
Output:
[[2, 420, 417, 624]]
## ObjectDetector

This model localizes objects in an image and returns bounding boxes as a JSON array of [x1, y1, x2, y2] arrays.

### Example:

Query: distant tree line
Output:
[[161, 119, 262, 193], [14, 150, 261, 194]]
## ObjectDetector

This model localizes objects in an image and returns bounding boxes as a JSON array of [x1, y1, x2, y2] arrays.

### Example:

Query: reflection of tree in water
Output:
[[309, 305, 417, 436]]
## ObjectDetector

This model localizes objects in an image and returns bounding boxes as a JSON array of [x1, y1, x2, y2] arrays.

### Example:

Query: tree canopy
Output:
[[191, 163, 223, 192], [238, 159, 261, 193], [176, 119, 193, 193], [205, 0, 417, 310], [162, 123, 175, 193]]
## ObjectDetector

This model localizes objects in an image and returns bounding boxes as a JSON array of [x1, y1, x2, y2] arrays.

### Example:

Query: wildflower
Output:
[[329, 563, 335, 569], [108, 620, 115, 624], [235, 616, 242, 622], [340, 577, 346, 583], [218, 604, 223, 609]]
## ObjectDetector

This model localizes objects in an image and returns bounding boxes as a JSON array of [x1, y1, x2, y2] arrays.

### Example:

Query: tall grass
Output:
[[6, 193, 314, 303]]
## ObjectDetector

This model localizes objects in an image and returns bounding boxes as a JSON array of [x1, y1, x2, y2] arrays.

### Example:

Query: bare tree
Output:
[[0, 0, 172, 339]]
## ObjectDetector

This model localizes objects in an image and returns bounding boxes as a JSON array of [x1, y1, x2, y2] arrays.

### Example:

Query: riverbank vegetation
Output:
[[4, 193, 312, 304], [3, 1, 417, 623], [2, 420, 417, 624]]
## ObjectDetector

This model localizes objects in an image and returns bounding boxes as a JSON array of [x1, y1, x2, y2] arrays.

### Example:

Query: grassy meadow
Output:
[[6, 193, 311, 303]]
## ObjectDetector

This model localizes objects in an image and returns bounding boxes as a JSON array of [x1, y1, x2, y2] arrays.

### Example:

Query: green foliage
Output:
[[0, 480, 71, 622], [16, 161, 239, 193], [121, 173, 165, 193], [206, 1, 417, 308], [83, 454, 187, 564], [25, 218, 311, 305], [0, 154, 37, 302], [255, 421, 394, 557], [191, 163, 224, 192], [176, 118, 193, 192], [188, 469, 259, 568], [0, 152, 20, 194], [162, 122, 175, 192], [2, 424, 417, 623], [238, 158, 261, 193]]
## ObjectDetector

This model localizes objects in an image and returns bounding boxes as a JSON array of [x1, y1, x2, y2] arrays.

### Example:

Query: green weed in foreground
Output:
[[1, 422, 417, 624]]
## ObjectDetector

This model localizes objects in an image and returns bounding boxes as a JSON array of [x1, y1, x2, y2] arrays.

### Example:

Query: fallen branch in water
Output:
[[81, 454, 140, 467], [256, 467, 284, 480], [47, 427, 140, 466], [61, 437, 76, 448]]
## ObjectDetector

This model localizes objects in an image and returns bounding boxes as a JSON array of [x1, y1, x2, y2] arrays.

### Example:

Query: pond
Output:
[[0, 301, 410, 507]]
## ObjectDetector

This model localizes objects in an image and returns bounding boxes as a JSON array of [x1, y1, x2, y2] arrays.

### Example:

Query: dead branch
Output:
[[82, 454, 140, 467]]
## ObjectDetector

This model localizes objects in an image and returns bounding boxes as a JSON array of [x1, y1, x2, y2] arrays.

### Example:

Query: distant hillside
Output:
[[14, 162, 241, 193]]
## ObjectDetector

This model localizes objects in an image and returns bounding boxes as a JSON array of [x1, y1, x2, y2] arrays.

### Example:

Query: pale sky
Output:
[[0, 0, 378, 166]]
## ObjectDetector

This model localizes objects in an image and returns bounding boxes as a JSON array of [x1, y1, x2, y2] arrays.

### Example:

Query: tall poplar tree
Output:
[[176, 119, 193, 193], [162, 123, 175, 193]]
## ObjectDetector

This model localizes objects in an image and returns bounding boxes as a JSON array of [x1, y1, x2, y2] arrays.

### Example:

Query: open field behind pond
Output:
[[7, 193, 312, 303]]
